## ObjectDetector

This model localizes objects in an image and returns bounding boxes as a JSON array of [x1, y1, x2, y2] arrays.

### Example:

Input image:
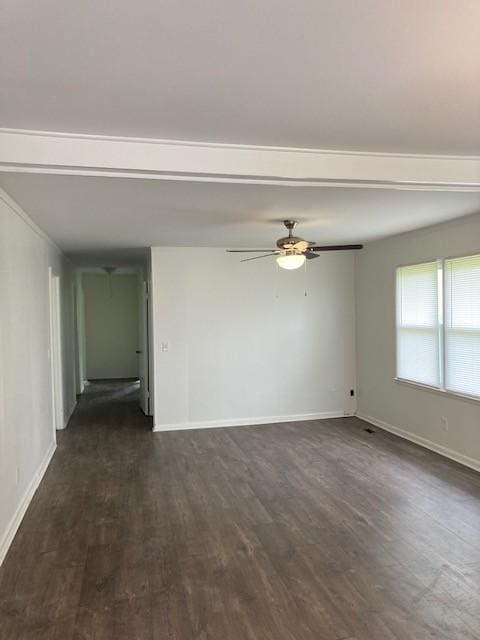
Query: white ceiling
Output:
[[1, 172, 479, 265], [1, 1, 479, 154]]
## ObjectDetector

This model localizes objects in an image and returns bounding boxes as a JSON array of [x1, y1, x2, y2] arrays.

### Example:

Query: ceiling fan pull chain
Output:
[[304, 259, 308, 297]]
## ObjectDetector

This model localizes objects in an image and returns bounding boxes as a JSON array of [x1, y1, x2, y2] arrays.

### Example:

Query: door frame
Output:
[[138, 276, 151, 415], [49, 267, 64, 433]]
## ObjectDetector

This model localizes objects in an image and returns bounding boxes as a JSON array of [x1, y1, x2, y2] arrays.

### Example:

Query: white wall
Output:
[[150, 247, 356, 430], [83, 273, 139, 379], [356, 213, 480, 471], [0, 189, 76, 564]]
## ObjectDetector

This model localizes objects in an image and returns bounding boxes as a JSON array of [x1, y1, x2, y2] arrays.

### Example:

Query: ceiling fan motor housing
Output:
[[277, 236, 303, 249]]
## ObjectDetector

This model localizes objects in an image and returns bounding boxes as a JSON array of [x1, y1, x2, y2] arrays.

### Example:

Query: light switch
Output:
[[161, 341, 169, 352]]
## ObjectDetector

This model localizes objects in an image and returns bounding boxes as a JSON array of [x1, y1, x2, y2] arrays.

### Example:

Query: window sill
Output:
[[394, 377, 480, 406]]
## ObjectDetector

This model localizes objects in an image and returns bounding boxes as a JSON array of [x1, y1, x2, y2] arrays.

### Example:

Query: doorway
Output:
[[75, 267, 151, 416]]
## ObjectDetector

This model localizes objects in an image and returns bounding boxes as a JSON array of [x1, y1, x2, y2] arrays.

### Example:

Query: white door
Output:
[[138, 279, 150, 415], [49, 269, 64, 431]]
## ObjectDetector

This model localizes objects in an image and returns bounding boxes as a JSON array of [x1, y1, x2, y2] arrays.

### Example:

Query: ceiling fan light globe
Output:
[[276, 253, 306, 270]]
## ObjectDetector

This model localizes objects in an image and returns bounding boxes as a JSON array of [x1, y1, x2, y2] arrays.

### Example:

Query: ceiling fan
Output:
[[227, 220, 363, 270]]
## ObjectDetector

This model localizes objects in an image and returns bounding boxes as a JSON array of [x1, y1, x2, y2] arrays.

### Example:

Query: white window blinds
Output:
[[396, 261, 442, 387], [444, 254, 480, 398]]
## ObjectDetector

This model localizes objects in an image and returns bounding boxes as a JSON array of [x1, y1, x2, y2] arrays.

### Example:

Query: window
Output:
[[444, 255, 480, 397], [396, 254, 480, 400], [396, 261, 442, 388]]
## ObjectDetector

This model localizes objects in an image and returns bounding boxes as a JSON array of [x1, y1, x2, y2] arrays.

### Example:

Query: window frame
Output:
[[443, 252, 480, 398], [394, 252, 480, 404], [395, 258, 443, 390]]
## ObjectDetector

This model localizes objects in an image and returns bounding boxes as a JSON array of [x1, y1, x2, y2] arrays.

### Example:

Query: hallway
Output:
[[2, 382, 480, 639], [0, 381, 154, 639]]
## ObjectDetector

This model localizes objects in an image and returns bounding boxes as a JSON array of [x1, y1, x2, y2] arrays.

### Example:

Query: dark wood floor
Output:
[[1, 382, 480, 639]]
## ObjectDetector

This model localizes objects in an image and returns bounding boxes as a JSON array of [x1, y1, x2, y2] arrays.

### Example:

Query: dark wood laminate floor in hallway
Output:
[[1, 382, 480, 639]]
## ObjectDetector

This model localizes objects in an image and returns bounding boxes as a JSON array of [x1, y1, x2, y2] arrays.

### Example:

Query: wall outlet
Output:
[[441, 416, 449, 432], [161, 341, 169, 352]]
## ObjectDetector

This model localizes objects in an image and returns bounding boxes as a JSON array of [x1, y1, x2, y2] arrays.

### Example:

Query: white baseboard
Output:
[[356, 413, 480, 474], [153, 410, 350, 432], [62, 400, 77, 429], [0, 441, 56, 566]]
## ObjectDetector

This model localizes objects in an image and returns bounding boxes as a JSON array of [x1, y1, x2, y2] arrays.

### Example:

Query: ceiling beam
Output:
[[0, 128, 479, 191]]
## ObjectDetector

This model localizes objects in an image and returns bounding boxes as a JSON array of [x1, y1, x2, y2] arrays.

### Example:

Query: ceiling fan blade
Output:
[[310, 244, 363, 252], [227, 249, 275, 253], [305, 251, 321, 259], [240, 253, 278, 262]]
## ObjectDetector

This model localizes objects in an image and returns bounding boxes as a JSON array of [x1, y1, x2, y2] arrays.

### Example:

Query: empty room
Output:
[[1, 2, 480, 639]]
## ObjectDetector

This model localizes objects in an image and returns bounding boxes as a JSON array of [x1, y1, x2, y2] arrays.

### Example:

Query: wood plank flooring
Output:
[[1, 381, 480, 639]]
